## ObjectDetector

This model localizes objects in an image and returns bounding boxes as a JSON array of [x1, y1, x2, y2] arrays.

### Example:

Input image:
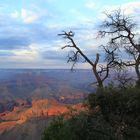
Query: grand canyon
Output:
[[0, 69, 94, 140]]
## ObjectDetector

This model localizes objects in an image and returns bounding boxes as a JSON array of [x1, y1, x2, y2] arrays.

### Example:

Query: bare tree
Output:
[[114, 70, 134, 89], [99, 9, 140, 86], [58, 31, 114, 88]]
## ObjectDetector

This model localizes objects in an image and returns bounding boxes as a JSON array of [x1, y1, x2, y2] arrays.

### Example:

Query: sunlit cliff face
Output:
[[0, 98, 85, 133]]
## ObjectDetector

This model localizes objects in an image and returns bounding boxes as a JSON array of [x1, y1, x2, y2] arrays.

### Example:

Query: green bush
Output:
[[88, 87, 140, 140], [42, 87, 140, 140], [42, 112, 115, 140], [42, 116, 73, 140]]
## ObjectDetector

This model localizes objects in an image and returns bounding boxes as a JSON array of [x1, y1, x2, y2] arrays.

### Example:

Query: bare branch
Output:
[[58, 31, 111, 87], [99, 9, 140, 85], [95, 53, 100, 65]]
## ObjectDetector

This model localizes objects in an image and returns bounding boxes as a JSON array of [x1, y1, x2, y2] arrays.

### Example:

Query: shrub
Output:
[[88, 87, 140, 139], [42, 87, 140, 140]]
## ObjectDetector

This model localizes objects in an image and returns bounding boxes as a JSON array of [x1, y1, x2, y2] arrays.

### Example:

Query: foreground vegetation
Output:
[[42, 86, 140, 140]]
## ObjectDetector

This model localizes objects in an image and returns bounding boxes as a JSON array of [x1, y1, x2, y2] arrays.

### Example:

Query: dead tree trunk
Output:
[[58, 31, 111, 88]]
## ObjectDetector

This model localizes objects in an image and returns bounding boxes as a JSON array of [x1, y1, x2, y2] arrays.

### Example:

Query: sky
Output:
[[0, 0, 139, 69]]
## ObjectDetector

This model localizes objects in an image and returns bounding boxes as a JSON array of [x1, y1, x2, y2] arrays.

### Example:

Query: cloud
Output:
[[13, 44, 40, 60], [97, 1, 140, 24], [21, 8, 39, 24], [85, 0, 96, 9], [68, 9, 95, 27], [21, 9, 26, 18], [0, 37, 30, 50], [24, 15, 38, 24], [0, 50, 15, 56], [0, 0, 139, 69], [121, 2, 140, 15], [41, 50, 67, 60], [101, 1, 140, 16], [0, 12, 61, 51], [0, 53, 71, 69], [11, 7, 45, 24], [11, 10, 19, 18]]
